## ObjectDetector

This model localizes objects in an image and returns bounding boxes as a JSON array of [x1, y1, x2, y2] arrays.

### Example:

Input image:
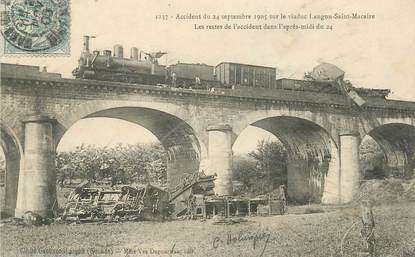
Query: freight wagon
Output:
[[214, 62, 276, 88]]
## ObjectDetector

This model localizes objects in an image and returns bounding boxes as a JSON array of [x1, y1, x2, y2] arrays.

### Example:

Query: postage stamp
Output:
[[0, 0, 70, 55]]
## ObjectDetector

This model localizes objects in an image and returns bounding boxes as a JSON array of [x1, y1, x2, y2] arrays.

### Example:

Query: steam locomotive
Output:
[[72, 36, 219, 88]]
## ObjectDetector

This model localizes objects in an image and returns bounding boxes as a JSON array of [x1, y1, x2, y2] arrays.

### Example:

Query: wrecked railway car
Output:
[[169, 172, 216, 218], [61, 171, 286, 223], [62, 184, 170, 222]]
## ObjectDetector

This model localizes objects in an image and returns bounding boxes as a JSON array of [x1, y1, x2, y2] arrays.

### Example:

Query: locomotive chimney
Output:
[[130, 47, 139, 61], [83, 36, 90, 53], [113, 44, 124, 58]]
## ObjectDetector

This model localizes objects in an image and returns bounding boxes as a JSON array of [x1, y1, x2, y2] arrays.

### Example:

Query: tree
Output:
[[359, 137, 387, 179], [233, 139, 288, 195], [232, 155, 257, 195], [56, 143, 167, 186], [249, 139, 288, 193]]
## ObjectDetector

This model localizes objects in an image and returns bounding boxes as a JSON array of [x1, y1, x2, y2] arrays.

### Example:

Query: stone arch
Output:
[[54, 102, 207, 190], [363, 123, 415, 179], [359, 116, 415, 138], [234, 115, 340, 204], [230, 109, 348, 147], [0, 123, 22, 217]]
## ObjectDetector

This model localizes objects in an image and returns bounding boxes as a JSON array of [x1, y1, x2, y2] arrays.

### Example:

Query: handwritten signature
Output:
[[212, 231, 271, 257]]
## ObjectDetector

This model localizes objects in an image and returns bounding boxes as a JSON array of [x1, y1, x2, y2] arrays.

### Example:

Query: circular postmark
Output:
[[1, 0, 69, 52]]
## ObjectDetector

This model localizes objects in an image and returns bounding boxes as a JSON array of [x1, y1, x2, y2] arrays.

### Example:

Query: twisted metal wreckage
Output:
[[60, 171, 287, 223]]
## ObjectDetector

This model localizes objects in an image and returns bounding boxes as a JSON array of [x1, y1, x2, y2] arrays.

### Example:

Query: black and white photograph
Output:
[[1, 0, 414, 256]]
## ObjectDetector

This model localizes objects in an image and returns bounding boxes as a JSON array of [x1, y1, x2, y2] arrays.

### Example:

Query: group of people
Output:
[[168, 71, 202, 90]]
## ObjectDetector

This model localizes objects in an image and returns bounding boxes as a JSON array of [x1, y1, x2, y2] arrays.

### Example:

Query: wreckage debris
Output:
[[57, 170, 289, 223], [61, 182, 170, 223], [305, 62, 366, 107]]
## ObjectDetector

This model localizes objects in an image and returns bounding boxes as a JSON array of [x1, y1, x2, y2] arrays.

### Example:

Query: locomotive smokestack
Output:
[[130, 47, 139, 61], [113, 44, 124, 58], [83, 36, 90, 52]]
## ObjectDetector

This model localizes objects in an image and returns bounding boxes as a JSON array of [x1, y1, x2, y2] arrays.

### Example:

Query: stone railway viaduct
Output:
[[1, 63, 415, 217]]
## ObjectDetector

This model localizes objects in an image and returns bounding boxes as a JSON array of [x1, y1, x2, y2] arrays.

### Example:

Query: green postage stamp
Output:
[[0, 0, 70, 55]]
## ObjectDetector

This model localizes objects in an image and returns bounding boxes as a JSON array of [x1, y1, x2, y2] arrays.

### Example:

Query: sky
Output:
[[2, 0, 415, 153], [57, 118, 159, 152]]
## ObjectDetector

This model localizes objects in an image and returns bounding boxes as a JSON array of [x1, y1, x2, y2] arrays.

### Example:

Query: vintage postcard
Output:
[[0, 0, 414, 256]]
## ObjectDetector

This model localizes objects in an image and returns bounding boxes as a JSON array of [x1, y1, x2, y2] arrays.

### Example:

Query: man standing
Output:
[[360, 200, 375, 256], [278, 185, 287, 214], [195, 76, 201, 87], [171, 72, 177, 87]]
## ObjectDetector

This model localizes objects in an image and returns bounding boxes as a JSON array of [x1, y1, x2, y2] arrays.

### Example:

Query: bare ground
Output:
[[1, 202, 414, 257]]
